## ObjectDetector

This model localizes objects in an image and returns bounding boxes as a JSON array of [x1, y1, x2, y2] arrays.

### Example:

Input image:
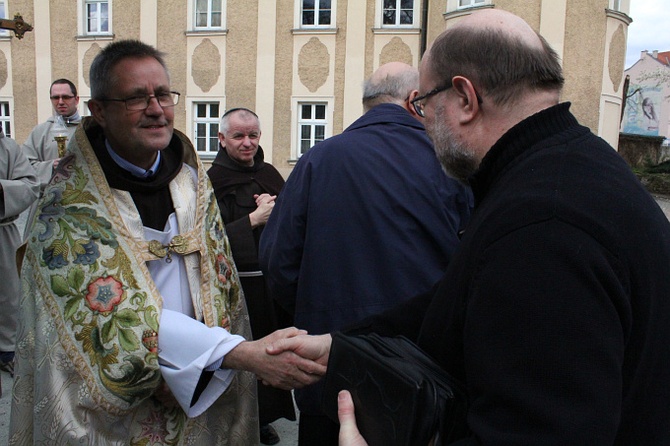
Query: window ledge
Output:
[[372, 27, 421, 35], [605, 9, 632, 25], [185, 29, 228, 37], [76, 34, 115, 42], [292, 27, 338, 35]]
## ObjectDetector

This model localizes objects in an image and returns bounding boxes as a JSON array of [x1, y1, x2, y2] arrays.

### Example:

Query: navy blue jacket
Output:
[[259, 103, 472, 413]]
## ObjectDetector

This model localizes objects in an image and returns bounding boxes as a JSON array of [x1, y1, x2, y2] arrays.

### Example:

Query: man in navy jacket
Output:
[[260, 62, 472, 445]]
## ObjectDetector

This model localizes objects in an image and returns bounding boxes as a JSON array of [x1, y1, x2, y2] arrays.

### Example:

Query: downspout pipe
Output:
[[420, 0, 429, 58]]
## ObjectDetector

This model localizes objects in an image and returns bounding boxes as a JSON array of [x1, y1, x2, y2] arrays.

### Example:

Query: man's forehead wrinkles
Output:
[[118, 84, 170, 96]]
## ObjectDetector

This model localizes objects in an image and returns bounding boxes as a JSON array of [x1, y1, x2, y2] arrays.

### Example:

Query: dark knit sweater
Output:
[[354, 103, 670, 445]]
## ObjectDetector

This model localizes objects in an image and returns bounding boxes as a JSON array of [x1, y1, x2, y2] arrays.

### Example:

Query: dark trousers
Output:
[[298, 413, 339, 446]]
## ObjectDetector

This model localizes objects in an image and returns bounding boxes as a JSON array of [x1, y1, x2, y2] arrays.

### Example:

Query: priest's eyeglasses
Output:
[[100, 91, 181, 111]]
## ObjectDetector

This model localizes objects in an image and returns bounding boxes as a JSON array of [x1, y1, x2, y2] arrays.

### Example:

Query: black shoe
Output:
[[260, 424, 280, 445], [0, 358, 13, 377]]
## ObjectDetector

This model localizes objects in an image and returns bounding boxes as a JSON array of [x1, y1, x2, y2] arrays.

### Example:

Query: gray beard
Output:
[[427, 106, 479, 184]]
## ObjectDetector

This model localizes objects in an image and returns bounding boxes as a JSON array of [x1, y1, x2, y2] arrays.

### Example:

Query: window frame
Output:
[[194, 0, 224, 30], [294, 101, 331, 159], [192, 101, 222, 156], [445, 0, 491, 15], [0, 101, 11, 138], [457, 0, 487, 8], [380, 0, 416, 28], [84, 0, 111, 36], [0, 1, 8, 37], [298, 0, 336, 29]]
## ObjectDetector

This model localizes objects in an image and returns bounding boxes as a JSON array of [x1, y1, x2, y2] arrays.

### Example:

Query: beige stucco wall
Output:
[[11, 0, 37, 143], [157, 1, 187, 131], [271, 0, 295, 170], [562, 0, 607, 134], [226, 0, 259, 110], [4, 0, 630, 164]]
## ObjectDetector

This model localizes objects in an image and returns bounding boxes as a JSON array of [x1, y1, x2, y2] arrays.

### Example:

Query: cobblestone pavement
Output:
[[653, 194, 670, 219]]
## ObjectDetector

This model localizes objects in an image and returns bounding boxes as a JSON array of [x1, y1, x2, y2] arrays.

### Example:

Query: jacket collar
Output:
[[345, 103, 425, 133]]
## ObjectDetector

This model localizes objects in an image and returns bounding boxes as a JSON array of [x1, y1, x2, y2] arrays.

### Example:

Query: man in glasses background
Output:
[[11, 39, 324, 445], [21, 78, 81, 237]]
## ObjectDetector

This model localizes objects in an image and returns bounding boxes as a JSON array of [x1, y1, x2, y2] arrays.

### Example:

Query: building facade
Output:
[[623, 50, 670, 140], [0, 0, 631, 176]]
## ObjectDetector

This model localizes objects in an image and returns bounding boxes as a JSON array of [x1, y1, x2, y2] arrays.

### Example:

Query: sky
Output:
[[625, 0, 670, 69]]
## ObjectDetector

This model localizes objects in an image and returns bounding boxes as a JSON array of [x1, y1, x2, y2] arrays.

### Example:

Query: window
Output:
[[85, 0, 110, 34], [195, 0, 222, 29], [611, 0, 621, 11], [302, 0, 332, 27], [458, 0, 485, 7], [193, 102, 220, 154], [383, 0, 414, 26], [0, 102, 11, 138], [0, 1, 8, 37], [298, 103, 327, 156]]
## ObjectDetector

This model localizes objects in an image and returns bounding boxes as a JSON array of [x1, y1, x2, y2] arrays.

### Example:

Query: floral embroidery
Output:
[[85, 276, 124, 315], [216, 253, 231, 284], [73, 240, 101, 265], [41, 156, 163, 405], [37, 188, 65, 242], [35, 134, 242, 421], [43, 247, 68, 270], [138, 410, 169, 444], [50, 153, 76, 184]]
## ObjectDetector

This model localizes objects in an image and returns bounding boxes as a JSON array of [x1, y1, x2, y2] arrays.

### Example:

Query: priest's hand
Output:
[[222, 327, 326, 389], [266, 333, 332, 370]]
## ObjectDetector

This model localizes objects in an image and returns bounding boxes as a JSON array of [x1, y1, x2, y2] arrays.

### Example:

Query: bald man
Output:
[[275, 9, 670, 445], [260, 62, 473, 445]]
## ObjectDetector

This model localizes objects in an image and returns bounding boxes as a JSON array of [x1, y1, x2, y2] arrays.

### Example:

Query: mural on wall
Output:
[[624, 85, 661, 136]]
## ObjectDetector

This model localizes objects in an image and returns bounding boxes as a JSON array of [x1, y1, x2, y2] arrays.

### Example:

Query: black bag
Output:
[[321, 332, 467, 446]]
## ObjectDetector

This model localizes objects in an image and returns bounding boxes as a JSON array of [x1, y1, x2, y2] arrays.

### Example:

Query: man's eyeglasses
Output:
[[50, 95, 75, 101], [411, 84, 452, 117], [411, 81, 483, 117], [99, 91, 180, 111]]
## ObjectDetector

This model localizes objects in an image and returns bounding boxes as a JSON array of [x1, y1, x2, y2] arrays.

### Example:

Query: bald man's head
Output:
[[424, 9, 564, 107], [457, 9, 544, 50], [362, 62, 419, 112]]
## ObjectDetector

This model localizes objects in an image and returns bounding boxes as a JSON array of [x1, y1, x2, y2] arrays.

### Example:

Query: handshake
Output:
[[222, 327, 333, 390], [224, 329, 369, 446]]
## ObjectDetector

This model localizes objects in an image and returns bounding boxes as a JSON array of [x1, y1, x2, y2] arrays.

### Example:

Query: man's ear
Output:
[[406, 90, 422, 119], [218, 132, 226, 147], [451, 76, 481, 123], [87, 100, 106, 126]]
